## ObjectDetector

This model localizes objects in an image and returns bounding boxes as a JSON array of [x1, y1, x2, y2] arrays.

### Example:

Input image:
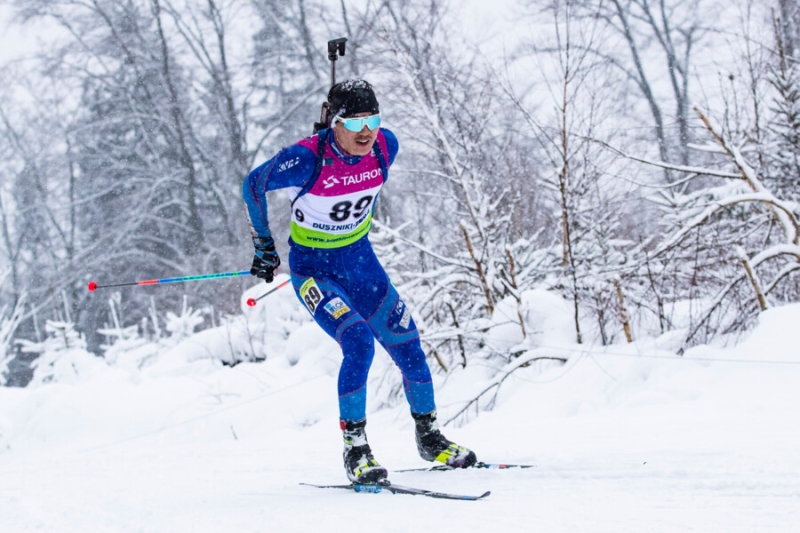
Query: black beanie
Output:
[[328, 79, 380, 118]]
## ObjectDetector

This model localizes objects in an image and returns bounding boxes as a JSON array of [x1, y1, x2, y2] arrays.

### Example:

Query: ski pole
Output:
[[87, 270, 252, 292], [246, 279, 291, 307]]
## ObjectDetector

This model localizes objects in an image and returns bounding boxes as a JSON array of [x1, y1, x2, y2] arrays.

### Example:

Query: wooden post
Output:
[[505, 247, 527, 339], [737, 247, 768, 311], [614, 279, 634, 343], [447, 302, 468, 368], [460, 222, 494, 314], [429, 346, 449, 373]]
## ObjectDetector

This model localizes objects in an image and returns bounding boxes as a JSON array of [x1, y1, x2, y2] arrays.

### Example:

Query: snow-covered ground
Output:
[[1, 281, 799, 532]]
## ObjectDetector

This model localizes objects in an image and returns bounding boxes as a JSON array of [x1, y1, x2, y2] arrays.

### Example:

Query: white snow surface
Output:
[[1, 284, 799, 532]]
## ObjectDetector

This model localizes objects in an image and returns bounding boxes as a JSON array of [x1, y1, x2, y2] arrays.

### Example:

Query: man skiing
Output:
[[242, 80, 477, 483]]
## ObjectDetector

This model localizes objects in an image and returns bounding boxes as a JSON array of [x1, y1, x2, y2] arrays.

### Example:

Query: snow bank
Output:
[[724, 302, 800, 362], [2, 291, 798, 453], [1, 292, 799, 532]]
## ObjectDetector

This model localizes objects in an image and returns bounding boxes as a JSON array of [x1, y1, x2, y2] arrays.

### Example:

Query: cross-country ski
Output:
[[394, 462, 536, 473], [300, 481, 491, 501]]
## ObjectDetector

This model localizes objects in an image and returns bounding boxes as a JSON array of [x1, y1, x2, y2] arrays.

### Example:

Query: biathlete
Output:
[[242, 79, 476, 483]]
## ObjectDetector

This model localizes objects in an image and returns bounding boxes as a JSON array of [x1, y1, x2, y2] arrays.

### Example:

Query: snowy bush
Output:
[[164, 296, 205, 346], [98, 324, 159, 371], [96, 293, 159, 370], [140, 276, 315, 370], [214, 274, 313, 366], [17, 321, 106, 387]]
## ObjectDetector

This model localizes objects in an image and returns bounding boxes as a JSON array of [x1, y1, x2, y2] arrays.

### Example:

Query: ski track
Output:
[[1, 443, 797, 532], [2, 374, 799, 533]]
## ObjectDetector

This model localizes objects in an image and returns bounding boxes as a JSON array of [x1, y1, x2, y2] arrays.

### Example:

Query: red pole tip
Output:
[[246, 298, 257, 307], [87, 281, 98, 292]]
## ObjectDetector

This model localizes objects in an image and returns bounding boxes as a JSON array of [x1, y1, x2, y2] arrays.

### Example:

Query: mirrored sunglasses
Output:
[[333, 113, 381, 132]]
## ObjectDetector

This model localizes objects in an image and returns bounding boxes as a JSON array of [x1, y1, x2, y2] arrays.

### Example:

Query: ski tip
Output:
[[479, 490, 491, 499], [478, 462, 537, 470], [87, 281, 97, 292]]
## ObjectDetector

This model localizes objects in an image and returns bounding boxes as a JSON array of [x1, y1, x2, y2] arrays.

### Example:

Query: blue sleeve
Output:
[[381, 128, 399, 167], [242, 143, 317, 239]]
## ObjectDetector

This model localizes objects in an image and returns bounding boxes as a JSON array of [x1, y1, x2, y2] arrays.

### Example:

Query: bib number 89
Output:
[[330, 195, 373, 222], [304, 286, 322, 313], [300, 278, 323, 315]]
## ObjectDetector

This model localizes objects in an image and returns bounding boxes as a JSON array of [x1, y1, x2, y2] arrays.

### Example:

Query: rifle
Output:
[[313, 37, 348, 133]]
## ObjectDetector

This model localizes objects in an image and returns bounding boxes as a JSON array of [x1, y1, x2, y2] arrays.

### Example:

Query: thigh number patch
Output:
[[299, 278, 323, 314]]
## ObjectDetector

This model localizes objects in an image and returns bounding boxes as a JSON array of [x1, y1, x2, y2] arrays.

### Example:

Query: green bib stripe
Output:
[[290, 214, 373, 249]]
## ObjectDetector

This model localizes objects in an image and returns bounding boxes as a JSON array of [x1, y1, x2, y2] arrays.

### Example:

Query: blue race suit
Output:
[[242, 128, 436, 421]]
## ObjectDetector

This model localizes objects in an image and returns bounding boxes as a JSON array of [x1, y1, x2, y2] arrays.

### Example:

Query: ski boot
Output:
[[412, 411, 477, 468], [341, 419, 388, 484]]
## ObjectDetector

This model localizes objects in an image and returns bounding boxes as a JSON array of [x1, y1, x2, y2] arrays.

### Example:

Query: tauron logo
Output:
[[341, 169, 382, 186], [323, 177, 340, 189]]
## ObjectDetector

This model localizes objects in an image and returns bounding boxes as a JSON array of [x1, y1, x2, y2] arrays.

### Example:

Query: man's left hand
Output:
[[251, 236, 281, 283]]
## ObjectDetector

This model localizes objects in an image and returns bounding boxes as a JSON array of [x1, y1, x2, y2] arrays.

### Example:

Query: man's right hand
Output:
[[251, 236, 281, 283]]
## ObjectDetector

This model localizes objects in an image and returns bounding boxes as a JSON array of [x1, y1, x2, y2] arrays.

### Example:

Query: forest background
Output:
[[1, 0, 799, 387]]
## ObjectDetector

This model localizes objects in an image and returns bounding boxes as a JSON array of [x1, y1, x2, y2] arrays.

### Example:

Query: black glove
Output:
[[250, 236, 281, 283]]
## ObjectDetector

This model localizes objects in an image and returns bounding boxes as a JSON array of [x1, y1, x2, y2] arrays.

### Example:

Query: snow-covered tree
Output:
[[767, 11, 800, 204], [0, 296, 25, 385], [17, 321, 105, 386]]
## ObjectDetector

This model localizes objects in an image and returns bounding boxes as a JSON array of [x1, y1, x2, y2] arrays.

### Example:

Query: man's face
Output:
[[332, 112, 379, 156]]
